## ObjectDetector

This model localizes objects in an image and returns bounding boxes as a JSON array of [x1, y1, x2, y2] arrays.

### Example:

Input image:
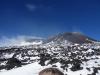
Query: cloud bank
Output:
[[0, 36, 43, 47]]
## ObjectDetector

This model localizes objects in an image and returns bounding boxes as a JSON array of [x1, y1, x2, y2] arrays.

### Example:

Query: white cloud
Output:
[[0, 35, 43, 47], [26, 4, 36, 11]]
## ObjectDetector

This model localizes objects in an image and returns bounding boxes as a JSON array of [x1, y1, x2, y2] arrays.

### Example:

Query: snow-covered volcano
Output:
[[45, 32, 96, 44]]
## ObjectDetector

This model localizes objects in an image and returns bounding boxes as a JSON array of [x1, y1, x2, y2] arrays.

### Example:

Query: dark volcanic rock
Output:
[[6, 58, 22, 70]]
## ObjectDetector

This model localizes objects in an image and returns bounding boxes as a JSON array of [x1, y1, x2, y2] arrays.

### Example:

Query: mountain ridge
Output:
[[45, 32, 97, 44], [0, 32, 98, 47]]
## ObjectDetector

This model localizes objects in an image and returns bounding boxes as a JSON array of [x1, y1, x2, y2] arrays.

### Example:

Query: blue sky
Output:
[[0, 0, 100, 40]]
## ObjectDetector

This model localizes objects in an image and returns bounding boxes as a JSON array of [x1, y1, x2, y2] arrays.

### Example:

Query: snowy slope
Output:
[[0, 59, 100, 75], [0, 62, 42, 75], [0, 33, 100, 75], [0, 42, 100, 75]]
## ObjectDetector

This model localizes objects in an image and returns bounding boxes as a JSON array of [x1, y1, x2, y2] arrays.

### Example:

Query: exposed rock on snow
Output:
[[0, 32, 100, 75]]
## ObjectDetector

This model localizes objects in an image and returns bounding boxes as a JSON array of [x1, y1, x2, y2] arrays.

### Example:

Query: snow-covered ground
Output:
[[0, 58, 100, 75], [0, 62, 62, 75], [0, 34, 100, 75], [0, 62, 42, 75]]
